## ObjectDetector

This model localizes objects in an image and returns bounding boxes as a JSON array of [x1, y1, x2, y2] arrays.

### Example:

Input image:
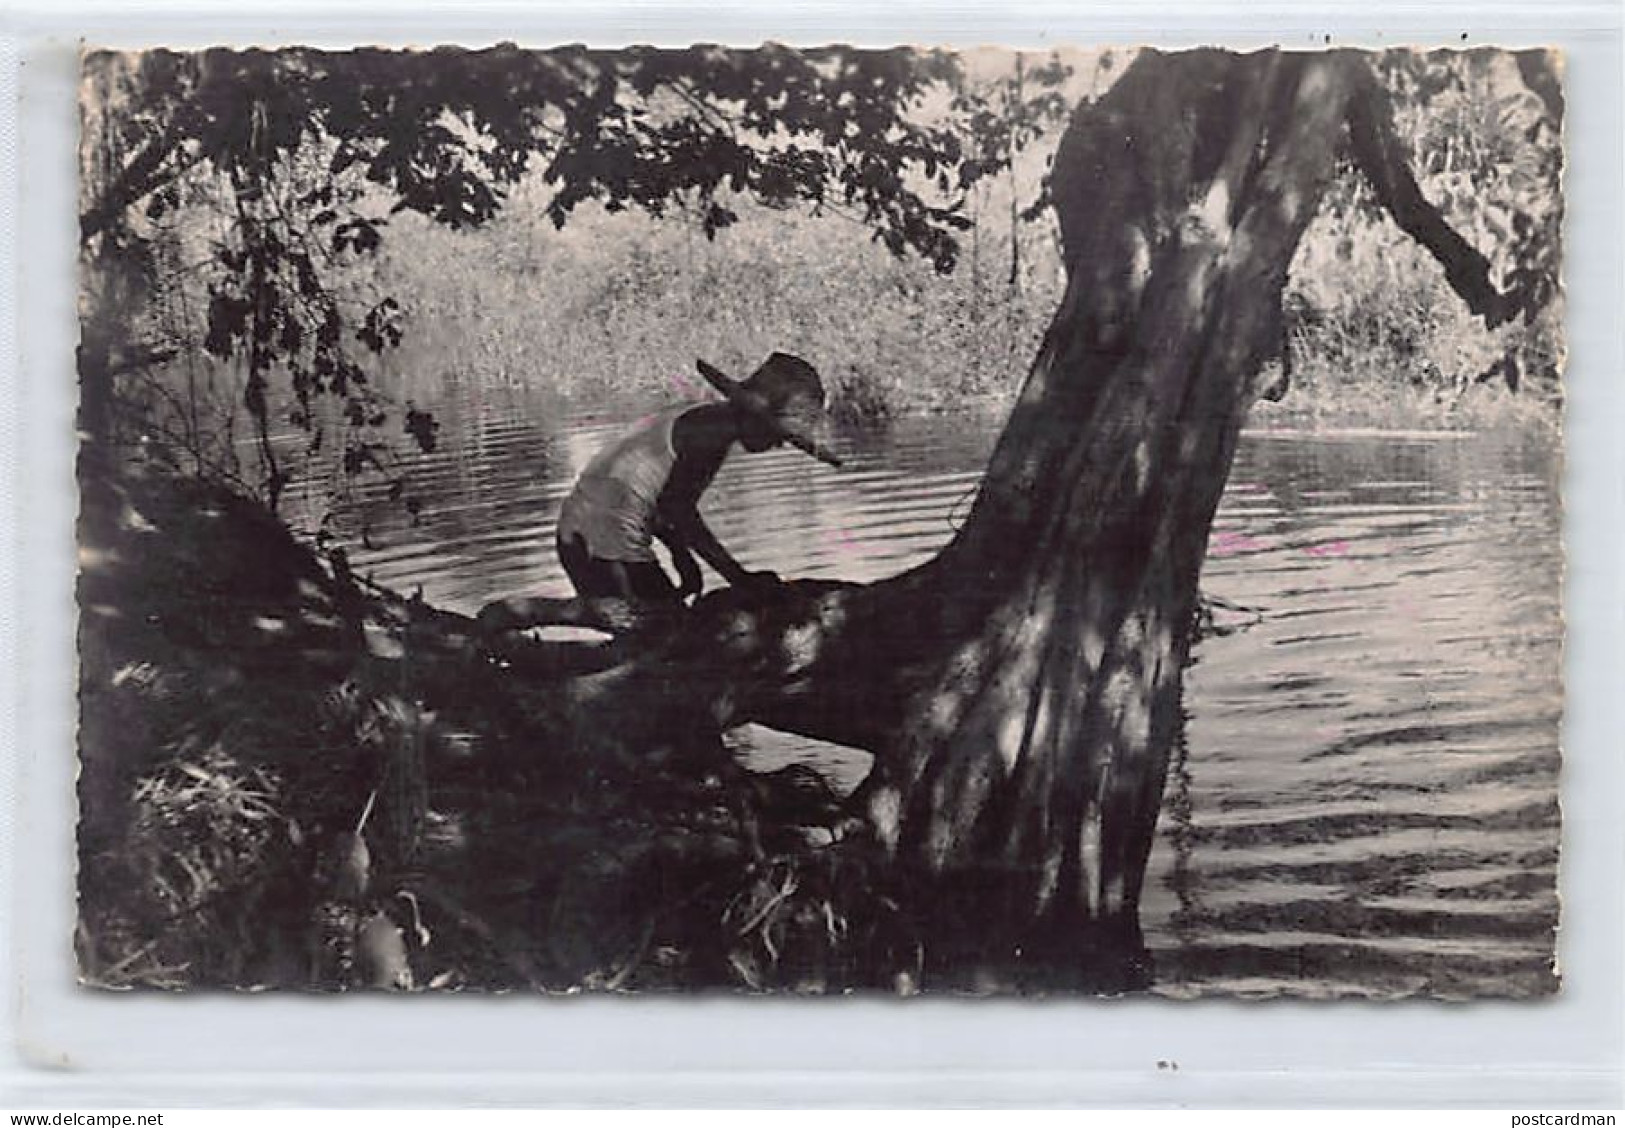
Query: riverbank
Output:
[[1246, 373, 1560, 437], [361, 181, 1561, 437], [844, 373, 1559, 435]]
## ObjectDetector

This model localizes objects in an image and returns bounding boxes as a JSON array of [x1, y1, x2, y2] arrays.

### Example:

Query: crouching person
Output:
[[553, 351, 842, 608]]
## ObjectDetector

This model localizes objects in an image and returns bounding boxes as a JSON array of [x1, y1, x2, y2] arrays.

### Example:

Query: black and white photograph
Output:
[[73, 42, 1565, 998]]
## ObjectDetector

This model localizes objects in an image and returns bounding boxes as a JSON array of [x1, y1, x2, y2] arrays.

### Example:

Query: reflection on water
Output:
[[326, 379, 1562, 998], [1147, 432, 1561, 999]]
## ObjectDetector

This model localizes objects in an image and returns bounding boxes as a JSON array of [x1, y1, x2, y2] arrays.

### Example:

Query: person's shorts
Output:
[[556, 531, 678, 603]]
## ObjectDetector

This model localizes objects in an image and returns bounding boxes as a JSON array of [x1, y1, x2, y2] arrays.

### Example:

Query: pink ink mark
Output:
[[825, 527, 861, 558], [669, 370, 704, 397], [1304, 540, 1352, 558], [1209, 530, 1267, 558]]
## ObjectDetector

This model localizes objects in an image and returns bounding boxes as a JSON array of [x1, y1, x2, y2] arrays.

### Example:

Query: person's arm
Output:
[[660, 491, 771, 587], [654, 518, 704, 602], [660, 408, 779, 588]]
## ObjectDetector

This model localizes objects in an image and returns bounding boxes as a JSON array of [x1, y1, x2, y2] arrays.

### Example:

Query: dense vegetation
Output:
[[363, 50, 1564, 433]]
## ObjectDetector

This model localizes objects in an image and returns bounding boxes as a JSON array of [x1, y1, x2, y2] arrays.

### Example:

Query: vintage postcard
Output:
[[74, 43, 1563, 997]]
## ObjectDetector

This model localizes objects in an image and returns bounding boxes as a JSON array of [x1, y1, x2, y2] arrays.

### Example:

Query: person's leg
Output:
[[618, 560, 680, 604], [557, 531, 619, 598], [559, 531, 680, 605]]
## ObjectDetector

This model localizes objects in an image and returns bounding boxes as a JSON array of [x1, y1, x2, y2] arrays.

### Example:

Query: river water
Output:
[[323, 378, 1563, 999]]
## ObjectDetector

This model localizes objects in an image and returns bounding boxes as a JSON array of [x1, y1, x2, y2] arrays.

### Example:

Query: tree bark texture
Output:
[[854, 50, 1364, 986]]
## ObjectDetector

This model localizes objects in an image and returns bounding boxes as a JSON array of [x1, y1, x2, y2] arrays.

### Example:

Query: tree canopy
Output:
[[81, 44, 1068, 504]]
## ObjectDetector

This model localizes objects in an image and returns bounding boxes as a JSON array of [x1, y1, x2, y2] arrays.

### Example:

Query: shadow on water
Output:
[[324, 384, 1562, 998]]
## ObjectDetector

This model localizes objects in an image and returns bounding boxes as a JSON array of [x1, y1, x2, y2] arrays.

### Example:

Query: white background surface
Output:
[[2, 0, 1621, 1108]]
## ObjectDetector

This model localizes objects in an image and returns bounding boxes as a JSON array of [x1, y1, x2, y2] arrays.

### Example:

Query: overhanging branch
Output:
[[1346, 67, 1514, 328]]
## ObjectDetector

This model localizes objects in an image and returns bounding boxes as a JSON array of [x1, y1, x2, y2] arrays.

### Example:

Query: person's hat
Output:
[[695, 352, 843, 468]]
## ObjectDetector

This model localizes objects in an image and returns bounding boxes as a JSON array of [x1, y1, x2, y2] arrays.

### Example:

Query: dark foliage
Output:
[[81, 44, 1024, 506]]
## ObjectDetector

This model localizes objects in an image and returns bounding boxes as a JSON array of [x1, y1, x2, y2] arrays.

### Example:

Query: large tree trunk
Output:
[[493, 49, 1510, 990], [856, 51, 1362, 988]]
